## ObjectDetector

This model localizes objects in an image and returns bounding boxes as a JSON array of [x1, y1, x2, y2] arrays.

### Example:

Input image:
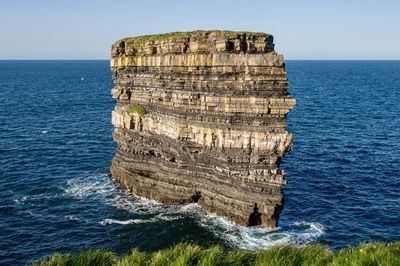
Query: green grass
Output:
[[117, 30, 270, 45], [126, 104, 147, 117], [31, 249, 116, 266], [31, 241, 400, 266]]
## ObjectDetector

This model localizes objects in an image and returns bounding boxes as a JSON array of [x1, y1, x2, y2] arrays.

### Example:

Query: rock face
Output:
[[110, 31, 295, 228]]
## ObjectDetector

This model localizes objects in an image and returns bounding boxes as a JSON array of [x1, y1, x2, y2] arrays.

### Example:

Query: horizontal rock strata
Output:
[[110, 30, 295, 228]]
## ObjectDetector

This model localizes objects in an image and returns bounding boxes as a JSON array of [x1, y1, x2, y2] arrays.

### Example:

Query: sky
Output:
[[0, 0, 399, 60]]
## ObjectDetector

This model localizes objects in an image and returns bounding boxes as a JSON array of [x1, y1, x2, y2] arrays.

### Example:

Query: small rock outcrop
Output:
[[110, 30, 295, 228]]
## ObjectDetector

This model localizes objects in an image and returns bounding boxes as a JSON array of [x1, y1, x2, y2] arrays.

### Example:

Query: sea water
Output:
[[0, 60, 399, 265]]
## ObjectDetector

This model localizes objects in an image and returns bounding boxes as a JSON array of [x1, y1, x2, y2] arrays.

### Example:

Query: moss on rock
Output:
[[126, 104, 146, 117]]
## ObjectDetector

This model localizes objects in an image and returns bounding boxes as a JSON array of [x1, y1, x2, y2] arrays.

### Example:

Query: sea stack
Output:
[[110, 30, 295, 228]]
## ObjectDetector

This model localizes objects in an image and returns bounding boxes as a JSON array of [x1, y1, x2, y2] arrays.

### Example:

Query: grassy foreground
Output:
[[31, 242, 400, 266]]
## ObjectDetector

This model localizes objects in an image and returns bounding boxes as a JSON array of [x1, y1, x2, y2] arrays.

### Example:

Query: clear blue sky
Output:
[[1, 0, 399, 59]]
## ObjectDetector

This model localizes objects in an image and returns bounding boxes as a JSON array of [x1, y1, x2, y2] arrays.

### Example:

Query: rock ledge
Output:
[[110, 30, 295, 228]]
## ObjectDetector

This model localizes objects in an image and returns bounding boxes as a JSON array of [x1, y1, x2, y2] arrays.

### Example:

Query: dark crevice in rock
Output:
[[183, 38, 190, 53], [226, 41, 234, 52], [240, 34, 248, 53], [248, 203, 262, 226], [190, 191, 202, 203]]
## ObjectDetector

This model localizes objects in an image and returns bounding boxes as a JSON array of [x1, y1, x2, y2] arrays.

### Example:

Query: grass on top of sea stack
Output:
[[119, 30, 269, 44], [31, 241, 400, 266]]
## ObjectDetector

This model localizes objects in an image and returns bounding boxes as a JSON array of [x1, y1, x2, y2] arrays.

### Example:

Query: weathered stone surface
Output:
[[110, 30, 295, 228]]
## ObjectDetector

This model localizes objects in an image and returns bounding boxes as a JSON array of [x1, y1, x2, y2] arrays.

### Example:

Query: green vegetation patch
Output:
[[116, 30, 270, 46], [31, 241, 400, 266], [126, 104, 147, 117], [31, 249, 116, 266]]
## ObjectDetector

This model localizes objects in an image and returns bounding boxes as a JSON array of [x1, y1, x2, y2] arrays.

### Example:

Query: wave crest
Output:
[[100, 218, 146, 226], [63, 173, 325, 250]]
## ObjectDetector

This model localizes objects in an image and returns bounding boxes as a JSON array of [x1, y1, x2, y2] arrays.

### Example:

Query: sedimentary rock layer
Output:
[[110, 31, 295, 228]]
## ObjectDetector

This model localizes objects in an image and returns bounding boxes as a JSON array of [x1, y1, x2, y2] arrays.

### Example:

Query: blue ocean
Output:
[[0, 60, 399, 265]]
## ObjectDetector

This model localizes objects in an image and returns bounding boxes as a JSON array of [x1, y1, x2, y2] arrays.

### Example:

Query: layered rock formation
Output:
[[110, 31, 295, 228]]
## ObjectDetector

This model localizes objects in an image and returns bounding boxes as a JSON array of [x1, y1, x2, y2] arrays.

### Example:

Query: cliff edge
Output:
[[110, 30, 295, 228]]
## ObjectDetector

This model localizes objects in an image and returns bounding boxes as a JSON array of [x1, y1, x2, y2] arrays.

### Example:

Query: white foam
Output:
[[63, 173, 325, 250], [168, 205, 325, 250], [65, 215, 81, 222], [63, 174, 113, 199], [195, 213, 325, 250], [106, 191, 178, 217], [100, 218, 147, 226], [14, 196, 27, 205], [290, 221, 326, 245]]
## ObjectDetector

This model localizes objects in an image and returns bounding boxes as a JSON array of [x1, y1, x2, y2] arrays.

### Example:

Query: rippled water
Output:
[[0, 60, 399, 265]]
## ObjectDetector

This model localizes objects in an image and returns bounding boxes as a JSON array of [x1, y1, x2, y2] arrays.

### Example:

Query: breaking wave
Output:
[[100, 218, 147, 225], [64, 173, 325, 250], [189, 205, 325, 249], [63, 173, 113, 199]]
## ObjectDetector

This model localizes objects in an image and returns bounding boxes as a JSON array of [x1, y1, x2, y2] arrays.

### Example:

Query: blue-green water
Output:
[[0, 60, 399, 265]]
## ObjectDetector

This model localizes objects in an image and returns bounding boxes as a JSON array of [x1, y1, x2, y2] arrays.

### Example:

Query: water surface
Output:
[[0, 60, 399, 265]]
